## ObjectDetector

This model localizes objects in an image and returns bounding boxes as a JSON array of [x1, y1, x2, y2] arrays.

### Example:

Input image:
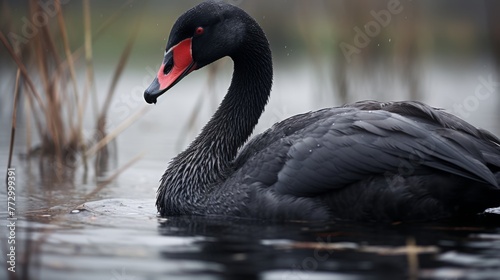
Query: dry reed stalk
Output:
[[37, 4, 65, 135], [74, 0, 96, 172], [41, 0, 144, 150], [87, 106, 150, 157], [3, 1, 149, 193], [406, 237, 419, 280], [34, 31, 50, 95], [26, 0, 64, 167], [19, 0, 138, 162], [53, 0, 138, 84], [54, 0, 86, 158], [7, 69, 21, 173], [0, 31, 46, 131], [90, 4, 147, 161], [24, 95, 32, 157], [97, 22, 141, 134], [55, 0, 80, 132], [40, 0, 139, 150], [81, 0, 98, 128]]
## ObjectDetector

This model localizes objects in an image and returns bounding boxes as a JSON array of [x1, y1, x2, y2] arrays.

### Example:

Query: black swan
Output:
[[144, 1, 500, 222]]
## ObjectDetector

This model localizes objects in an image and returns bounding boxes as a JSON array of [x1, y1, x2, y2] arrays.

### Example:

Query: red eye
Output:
[[195, 27, 204, 35]]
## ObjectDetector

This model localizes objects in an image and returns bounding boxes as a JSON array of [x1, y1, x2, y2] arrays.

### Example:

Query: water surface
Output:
[[1, 62, 500, 280]]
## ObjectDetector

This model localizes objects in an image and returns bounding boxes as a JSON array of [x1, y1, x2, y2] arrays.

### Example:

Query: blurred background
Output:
[[2, 1, 500, 279], [1, 0, 500, 203]]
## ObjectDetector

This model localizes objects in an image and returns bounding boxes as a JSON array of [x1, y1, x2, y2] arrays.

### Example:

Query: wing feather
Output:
[[230, 101, 500, 197]]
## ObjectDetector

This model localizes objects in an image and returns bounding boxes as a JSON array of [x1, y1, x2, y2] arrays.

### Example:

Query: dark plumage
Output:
[[144, 1, 500, 222]]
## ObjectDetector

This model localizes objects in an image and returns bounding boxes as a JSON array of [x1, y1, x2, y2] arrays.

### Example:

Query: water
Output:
[[1, 61, 500, 280], [7, 203, 500, 280]]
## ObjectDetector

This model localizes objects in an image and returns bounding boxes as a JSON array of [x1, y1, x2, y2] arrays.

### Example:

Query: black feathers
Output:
[[152, 2, 500, 222]]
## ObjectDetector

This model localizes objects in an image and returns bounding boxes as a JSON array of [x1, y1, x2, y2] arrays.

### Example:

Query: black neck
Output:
[[158, 23, 273, 214], [189, 32, 273, 183]]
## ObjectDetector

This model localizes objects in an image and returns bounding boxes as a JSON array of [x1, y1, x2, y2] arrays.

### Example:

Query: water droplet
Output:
[[309, 149, 312, 153], [70, 209, 80, 214], [377, 43, 380, 47], [317, 144, 321, 147], [388, 38, 391, 42], [284, 45, 287, 49]]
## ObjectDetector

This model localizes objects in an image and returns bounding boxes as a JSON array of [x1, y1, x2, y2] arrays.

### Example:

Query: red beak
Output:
[[144, 38, 197, 104]]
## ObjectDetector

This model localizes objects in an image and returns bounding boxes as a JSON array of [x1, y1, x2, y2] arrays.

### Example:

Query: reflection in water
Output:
[[0, 193, 498, 280], [153, 214, 500, 280]]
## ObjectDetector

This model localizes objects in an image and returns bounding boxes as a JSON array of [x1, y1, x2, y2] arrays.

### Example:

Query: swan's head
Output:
[[144, 1, 249, 104]]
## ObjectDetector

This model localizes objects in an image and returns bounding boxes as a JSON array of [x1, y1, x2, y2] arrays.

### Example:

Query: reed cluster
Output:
[[1, 0, 144, 178]]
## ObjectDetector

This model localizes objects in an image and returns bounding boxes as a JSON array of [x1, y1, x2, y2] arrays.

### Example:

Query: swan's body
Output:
[[145, 1, 500, 222]]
